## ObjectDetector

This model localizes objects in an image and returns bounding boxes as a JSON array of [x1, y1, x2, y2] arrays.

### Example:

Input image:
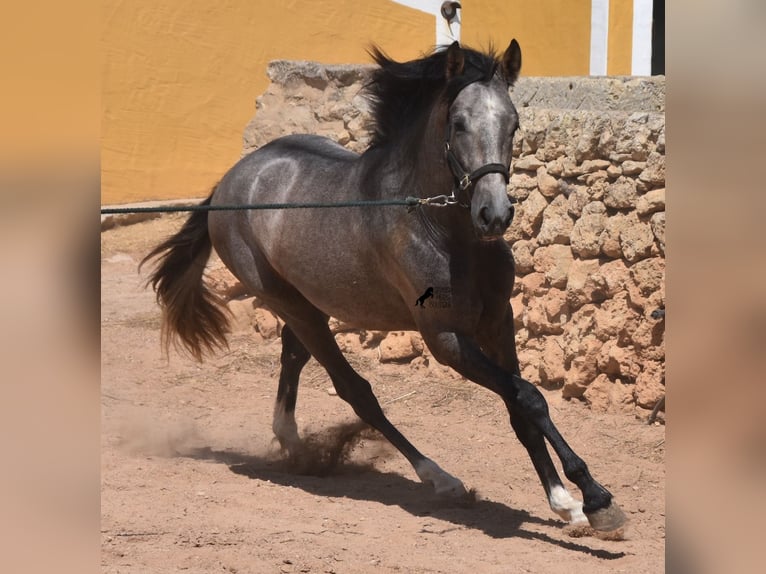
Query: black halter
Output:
[[444, 121, 510, 207]]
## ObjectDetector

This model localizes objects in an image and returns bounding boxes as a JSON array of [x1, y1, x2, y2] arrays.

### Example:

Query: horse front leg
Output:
[[425, 329, 626, 531], [478, 308, 587, 525]]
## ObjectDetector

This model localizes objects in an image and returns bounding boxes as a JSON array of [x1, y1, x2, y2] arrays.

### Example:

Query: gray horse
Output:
[[143, 41, 626, 532]]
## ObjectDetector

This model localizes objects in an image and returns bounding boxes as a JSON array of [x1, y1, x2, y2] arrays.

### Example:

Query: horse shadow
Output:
[[182, 445, 626, 560]]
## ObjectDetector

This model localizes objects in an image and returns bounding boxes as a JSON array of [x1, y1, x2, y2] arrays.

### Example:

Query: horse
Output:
[[142, 40, 626, 532]]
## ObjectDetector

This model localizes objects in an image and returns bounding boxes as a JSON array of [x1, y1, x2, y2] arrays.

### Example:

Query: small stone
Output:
[[514, 155, 544, 171], [621, 160, 646, 176], [606, 164, 622, 179], [536, 166, 560, 198], [533, 245, 573, 289], [570, 212, 606, 258], [620, 221, 655, 263], [636, 188, 665, 216], [604, 177, 638, 210]]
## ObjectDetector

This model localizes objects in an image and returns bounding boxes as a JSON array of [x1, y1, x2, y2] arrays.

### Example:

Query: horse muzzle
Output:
[[472, 192, 515, 240]]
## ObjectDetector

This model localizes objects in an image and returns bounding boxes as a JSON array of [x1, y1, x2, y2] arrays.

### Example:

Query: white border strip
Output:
[[391, 0, 460, 47], [590, 0, 610, 76], [631, 0, 653, 75]]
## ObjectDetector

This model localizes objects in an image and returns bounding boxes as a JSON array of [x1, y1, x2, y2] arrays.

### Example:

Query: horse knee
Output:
[[512, 377, 550, 420]]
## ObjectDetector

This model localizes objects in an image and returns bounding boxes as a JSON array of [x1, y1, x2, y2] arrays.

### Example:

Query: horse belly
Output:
[[277, 248, 416, 331]]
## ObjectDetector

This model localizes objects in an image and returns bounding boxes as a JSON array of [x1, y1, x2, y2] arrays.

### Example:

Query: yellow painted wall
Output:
[[463, 0, 592, 76], [608, 0, 633, 75], [102, 1, 639, 204], [102, 0, 432, 204]]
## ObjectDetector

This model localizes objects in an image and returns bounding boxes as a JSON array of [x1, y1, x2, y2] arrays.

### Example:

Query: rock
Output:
[[335, 332, 365, 355], [515, 155, 544, 171], [639, 151, 665, 186], [329, 317, 357, 334], [585, 178, 609, 202], [519, 272, 547, 301], [597, 341, 641, 382], [254, 307, 280, 339], [630, 257, 665, 297], [584, 170, 609, 187], [604, 176, 638, 210], [630, 316, 665, 353], [570, 211, 606, 258], [606, 164, 622, 179], [545, 158, 564, 177], [593, 294, 637, 342], [636, 188, 665, 216], [543, 288, 569, 324], [620, 220, 655, 262], [613, 115, 653, 162], [228, 298, 257, 333], [562, 304, 597, 357], [566, 259, 606, 310], [537, 166, 560, 197], [583, 374, 634, 413], [511, 239, 537, 275], [524, 297, 560, 335], [510, 172, 538, 190], [361, 330, 386, 350], [533, 245, 573, 289], [650, 212, 666, 254], [537, 195, 573, 245], [566, 185, 590, 217], [599, 259, 631, 297], [379, 331, 422, 363], [574, 120, 605, 163], [580, 159, 611, 173], [582, 200, 607, 215], [562, 336, 602, 398], [510, 293, 525, 331], [518, 110, 549, 154], [634, 361, 665, 409], [561, 158, 583, 178], [600, 213, 630, 258], [539, 337, 566, 387], [517, 347, 542, 383], [539, 292, 567, 334], [620, 160, 645, 176], [517, 190, 549, 237], [208, 266, 248, 300]]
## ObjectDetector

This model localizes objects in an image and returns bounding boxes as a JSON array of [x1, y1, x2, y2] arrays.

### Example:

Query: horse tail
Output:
[[139, 191, 230, 361]]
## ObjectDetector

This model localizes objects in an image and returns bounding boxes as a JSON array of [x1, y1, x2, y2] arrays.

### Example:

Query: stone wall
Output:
[[238, 61, 665, 417]]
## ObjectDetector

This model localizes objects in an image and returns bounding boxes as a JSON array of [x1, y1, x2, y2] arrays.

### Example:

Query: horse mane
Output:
[[365, 44, 500, 148]]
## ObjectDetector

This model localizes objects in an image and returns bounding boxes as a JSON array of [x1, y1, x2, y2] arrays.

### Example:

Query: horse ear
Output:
[[502, 39, 522, 85], [445, 41, 464, 80]]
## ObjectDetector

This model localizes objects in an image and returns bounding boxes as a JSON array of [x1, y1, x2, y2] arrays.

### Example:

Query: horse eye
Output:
[[453, 120, 467, 133]]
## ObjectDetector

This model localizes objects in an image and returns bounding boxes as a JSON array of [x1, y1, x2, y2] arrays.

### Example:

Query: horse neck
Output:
[[411, 103, 475, 244]]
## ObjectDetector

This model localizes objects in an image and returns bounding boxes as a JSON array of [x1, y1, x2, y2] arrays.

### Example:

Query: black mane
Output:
[[365, 45, 500, 148]]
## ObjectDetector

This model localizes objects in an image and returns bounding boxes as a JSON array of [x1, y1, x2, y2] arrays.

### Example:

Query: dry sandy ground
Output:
[[101, 215, 665, 573]]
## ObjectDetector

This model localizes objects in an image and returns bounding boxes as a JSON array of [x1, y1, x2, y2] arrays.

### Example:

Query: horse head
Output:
[[443, 40, 521, 240]]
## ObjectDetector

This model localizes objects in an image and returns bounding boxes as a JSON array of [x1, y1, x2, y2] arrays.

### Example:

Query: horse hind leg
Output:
[[272, 325, 311, 453], [280, 306, 467, 497]]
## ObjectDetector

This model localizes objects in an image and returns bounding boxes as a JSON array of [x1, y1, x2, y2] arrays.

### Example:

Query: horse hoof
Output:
[[415, 459, 466, 497], [586, 502, 628, 532], [434, 480, 468, 498]]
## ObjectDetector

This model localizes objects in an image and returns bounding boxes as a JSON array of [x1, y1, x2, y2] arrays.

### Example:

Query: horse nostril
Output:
[[479, 206, 490, 226], [504, 206, 515, 228]]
